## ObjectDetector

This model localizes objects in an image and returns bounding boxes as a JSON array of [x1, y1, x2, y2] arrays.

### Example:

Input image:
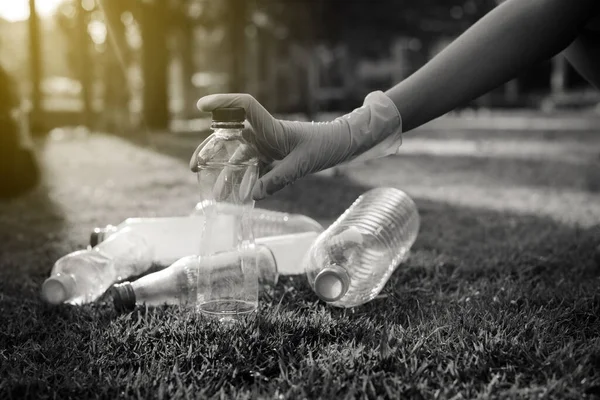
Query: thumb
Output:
[[252, 152, 311, 200], [197, 93, 274, 132]]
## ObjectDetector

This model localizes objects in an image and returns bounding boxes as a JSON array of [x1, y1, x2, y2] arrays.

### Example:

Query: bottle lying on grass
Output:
[[90, 201, 324, 247], [110, 232, 318, 311], [42, 221, 319, 306], [42, 214, 237, 305], [304, 187, 420, 308]]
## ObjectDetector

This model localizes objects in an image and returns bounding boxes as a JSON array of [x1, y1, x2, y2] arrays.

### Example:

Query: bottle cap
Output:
[[89, 227, 106, 247], [212, 107, 245, 123], [109, 282, 136, 312], [313, 265, 350, 302], [41, 274, 76, 304]]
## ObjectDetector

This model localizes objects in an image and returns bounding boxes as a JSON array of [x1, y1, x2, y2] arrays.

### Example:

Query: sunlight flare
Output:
[[0, 0, 64, 22]]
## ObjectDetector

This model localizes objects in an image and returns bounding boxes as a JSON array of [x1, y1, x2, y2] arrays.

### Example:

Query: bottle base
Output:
[[198, 300, 257, 322]]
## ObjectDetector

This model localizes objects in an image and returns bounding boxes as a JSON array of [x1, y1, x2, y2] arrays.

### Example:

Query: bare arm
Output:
[[386, 0, 600, 132]]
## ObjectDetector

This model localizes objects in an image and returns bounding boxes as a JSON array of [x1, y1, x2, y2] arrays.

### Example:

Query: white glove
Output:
[[190, 91, 403, 200]]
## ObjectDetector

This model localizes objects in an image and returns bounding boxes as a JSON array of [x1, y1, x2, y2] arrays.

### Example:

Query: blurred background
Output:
[[1, 0, 599, 136]]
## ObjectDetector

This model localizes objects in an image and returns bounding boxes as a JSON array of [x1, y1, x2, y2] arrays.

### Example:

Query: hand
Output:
[[190, 91, 403, 200]]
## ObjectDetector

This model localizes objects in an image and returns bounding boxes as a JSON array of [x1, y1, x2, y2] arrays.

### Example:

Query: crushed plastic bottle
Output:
[[89, 214, 237, 265], [192, 200, 324, 238], [42, 226, 153, 305], [304, 187, 420, 308], [91, 203, 323, 247], [110, 231, 318, 311], [41, 214, 235, 305]]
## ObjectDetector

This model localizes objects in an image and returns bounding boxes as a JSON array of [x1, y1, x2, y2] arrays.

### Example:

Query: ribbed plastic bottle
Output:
[[110, 231, 318, 311], [195, 107, 260, 320], [41, 225, 161, 305], [90, 203, 323, 247], [303, 187, 420, 308]]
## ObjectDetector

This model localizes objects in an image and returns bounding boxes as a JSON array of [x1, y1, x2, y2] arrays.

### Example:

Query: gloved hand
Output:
[[190, 91, 403, 200]]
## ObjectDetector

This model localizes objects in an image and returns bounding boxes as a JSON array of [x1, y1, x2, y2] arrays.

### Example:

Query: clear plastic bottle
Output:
[[195, 107, 260, 320], [304, 187, 420, 308], [193, 200, 324, 238], [90, 203, 323, 247], [42, 226, 154, 305], [110, 231, 318, 311], [89, 215, 237, 265]]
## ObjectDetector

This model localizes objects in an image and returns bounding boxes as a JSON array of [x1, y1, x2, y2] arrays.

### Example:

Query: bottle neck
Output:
[[211, 129, 244, 140], [211, 121, 244, 134], [256, 244, 279, 285], [110, 282, 136, 312], [90, 225, 119, 247], [42, 273, 77, 304], [313, 264, 350, 302]]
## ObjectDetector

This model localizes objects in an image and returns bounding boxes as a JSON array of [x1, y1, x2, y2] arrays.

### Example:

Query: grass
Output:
[[1, 129, 599, 399]]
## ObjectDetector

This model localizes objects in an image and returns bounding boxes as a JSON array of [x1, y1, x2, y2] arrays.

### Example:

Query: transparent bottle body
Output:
[[128, 254, 199, 308], [193, 201, 324, 237], [92, 215, 237, 266], [304, 187, 420, 308], [94, 206, 324, 249], [196, 126, 260, 319], [123, 244, 277, 309], [47, 250, 116, 305], [120, 230, 319, 309], [45, 226, 151, 304]]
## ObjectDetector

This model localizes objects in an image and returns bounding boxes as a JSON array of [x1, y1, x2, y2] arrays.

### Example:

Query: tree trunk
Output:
[[102, 0, 130, 133], [140, 0, 170, 130], [28, 0, 42, 133], [178, 19, 197, 120], [76, 0, 92, 129], [229, 0, 247, 93]]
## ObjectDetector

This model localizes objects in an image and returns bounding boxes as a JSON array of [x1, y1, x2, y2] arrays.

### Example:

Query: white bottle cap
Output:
[[313, 266, 350, 302], [41, 273, 76, 304]]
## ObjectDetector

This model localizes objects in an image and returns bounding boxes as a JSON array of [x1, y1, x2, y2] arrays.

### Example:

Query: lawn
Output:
[[1, 127, 599, 399]]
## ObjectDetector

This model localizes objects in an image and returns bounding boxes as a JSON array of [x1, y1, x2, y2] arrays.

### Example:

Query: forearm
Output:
[[386, 0, 600, 132]]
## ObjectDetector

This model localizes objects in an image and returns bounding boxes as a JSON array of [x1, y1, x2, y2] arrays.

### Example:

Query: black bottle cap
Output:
[[212, 107, 245, 123], [110, 282, 136, 312], [89, 228, 102, 247]]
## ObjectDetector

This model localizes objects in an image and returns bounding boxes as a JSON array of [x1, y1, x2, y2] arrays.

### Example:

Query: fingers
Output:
[[210, 143, 259, 202], [228, 143, 258, 165], [251, 152, 307, 200], [197, 94, 274, 134], [197, 94, 290, 162], [210, 163, 258, 203], [238, 164, 259, 203], [190, 135, 217, 172], [211, 166, 234, 202], [197, 93, 251, 111]]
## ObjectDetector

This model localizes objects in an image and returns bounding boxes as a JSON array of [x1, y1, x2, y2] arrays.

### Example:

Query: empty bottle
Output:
[[110, 231, 318, 311], [195, 107, 260, 320], [192, 200, 324, 238], [90, 203, 323, 247], [89, 214, 237, 264], [42, 226, 153, 305], [304, 187, 420, 308]]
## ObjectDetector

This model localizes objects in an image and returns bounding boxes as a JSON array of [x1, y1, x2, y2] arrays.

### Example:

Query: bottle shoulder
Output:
[[196, 131, 259, 166], [53, 249, 113, 272], [95, 226, 150, 259]]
